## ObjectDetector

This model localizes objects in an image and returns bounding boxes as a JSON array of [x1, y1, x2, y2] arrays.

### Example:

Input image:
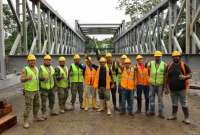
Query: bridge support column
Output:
[[0, 0, 6, 79], [22, 0, 27, 54]]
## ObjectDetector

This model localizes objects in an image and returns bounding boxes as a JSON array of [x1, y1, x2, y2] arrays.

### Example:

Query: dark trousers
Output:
[[118, 86, 122, 108], [136, 85, 149, 112], [111, 83, 117, 108]]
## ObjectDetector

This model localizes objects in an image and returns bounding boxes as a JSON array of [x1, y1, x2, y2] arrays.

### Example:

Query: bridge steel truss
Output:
[[0, 0, 86, 79], [113, 0, 200, 55]]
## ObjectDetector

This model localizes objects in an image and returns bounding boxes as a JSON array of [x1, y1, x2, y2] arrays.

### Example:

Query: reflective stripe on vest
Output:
[[121, 67, 135, 90], [84, 65, 96, 86], [56, 66, 68, 88], [136, 64, 149, 86], [40, 65, 55, 90], [93, 65, 110, 90], [71, 63, 83, 83], [150, 61, 165, 86], [24, 66, 39, 92]]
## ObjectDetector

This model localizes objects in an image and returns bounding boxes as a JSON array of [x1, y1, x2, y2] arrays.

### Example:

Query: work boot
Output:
[[42, 113, 48, 120], [80, 103, 84, 110], [71, 104, 75, 110], [158, 113, 165, 119], [183, 118, 191, 124], [23, 121, 30, 129], [33, 115, 45, 122], [92, 97, 99, 110], [147, 111, 155, 116], [106, 101, 112, 115], [97, 100, 105, 112], [84, 96, 89, 111], [50, 109, 58, 116], [128, 112, 135, 116], [114, 106, 120, 111], [182, 107, 190, 124], [167, 106, 178, 120], [59, 109, 65, 114]]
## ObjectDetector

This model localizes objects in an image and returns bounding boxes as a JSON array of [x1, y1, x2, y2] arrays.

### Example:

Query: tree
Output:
[[3, 4, 17, 54], [117, 0, 161, 24]]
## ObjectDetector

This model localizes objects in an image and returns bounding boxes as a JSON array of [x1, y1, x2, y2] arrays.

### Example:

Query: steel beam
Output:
[[37, 1, 41, 53], [22, 0, 28, 54], [0, 0, 5, 79]]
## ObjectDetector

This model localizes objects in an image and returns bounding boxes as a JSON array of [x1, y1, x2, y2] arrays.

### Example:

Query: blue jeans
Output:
[[149, 85, 164, 114], [136, 85, 149, 112], [170, 90, 188, 108], [121, 88, 134, 113]]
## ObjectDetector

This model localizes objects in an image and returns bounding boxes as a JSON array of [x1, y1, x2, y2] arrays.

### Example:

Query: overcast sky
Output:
[[47, 0, 130, 40]]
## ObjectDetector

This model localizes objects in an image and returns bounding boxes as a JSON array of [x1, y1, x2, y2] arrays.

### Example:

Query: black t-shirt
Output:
[[167, 62, 191, 91], [98, 67, 112, 88]]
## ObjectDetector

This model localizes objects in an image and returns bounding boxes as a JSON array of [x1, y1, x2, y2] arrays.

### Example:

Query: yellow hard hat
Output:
[[154, 51, 162, 57], [99, 57, 107, 63], [121, 55, 128, 59], [85, 56, 92, 62], [136, 55, 143, 60], [73, 54, 80, 60], [44, 54, 52, 60], [124, 58, 131, 64], [59, 56, 66, 61], [172, 51, 181, 57], [27, 54, 36, 61], [105, 53, 112, 58]]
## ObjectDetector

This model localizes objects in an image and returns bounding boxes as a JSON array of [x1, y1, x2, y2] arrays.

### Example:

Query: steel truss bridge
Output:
[[0, 0, 200, 82]]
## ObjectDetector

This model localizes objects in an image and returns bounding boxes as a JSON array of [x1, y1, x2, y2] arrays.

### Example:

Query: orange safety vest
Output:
[[84, 65, 96, 86], [93, 65, 110, 90], [121, 67, 135, 90], [167, 61, 189, 89], [136, 64, 149, 86]]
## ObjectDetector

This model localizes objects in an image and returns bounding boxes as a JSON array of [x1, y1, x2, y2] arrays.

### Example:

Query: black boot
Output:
[[167, 106, 178, 120]]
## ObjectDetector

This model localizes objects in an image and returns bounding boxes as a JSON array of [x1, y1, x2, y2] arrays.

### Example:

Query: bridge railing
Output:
[[113, 0, 200, 55], [0, 0, 86, 79]]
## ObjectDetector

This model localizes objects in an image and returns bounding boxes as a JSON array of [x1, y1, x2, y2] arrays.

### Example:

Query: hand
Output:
[[179, 75, 187, 80]]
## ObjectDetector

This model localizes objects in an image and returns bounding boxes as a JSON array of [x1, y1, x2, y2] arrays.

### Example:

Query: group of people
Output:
[[20, 50, 192, 129]]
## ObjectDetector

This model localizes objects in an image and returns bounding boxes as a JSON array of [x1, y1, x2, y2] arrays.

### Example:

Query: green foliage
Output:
[[117, 0, 161, 23], [3, 4, 17, 55]]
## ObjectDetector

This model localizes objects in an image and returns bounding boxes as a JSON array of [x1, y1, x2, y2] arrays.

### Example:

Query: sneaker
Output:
[[23, 122, 30, 129], [42, 113, 48, 120]]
